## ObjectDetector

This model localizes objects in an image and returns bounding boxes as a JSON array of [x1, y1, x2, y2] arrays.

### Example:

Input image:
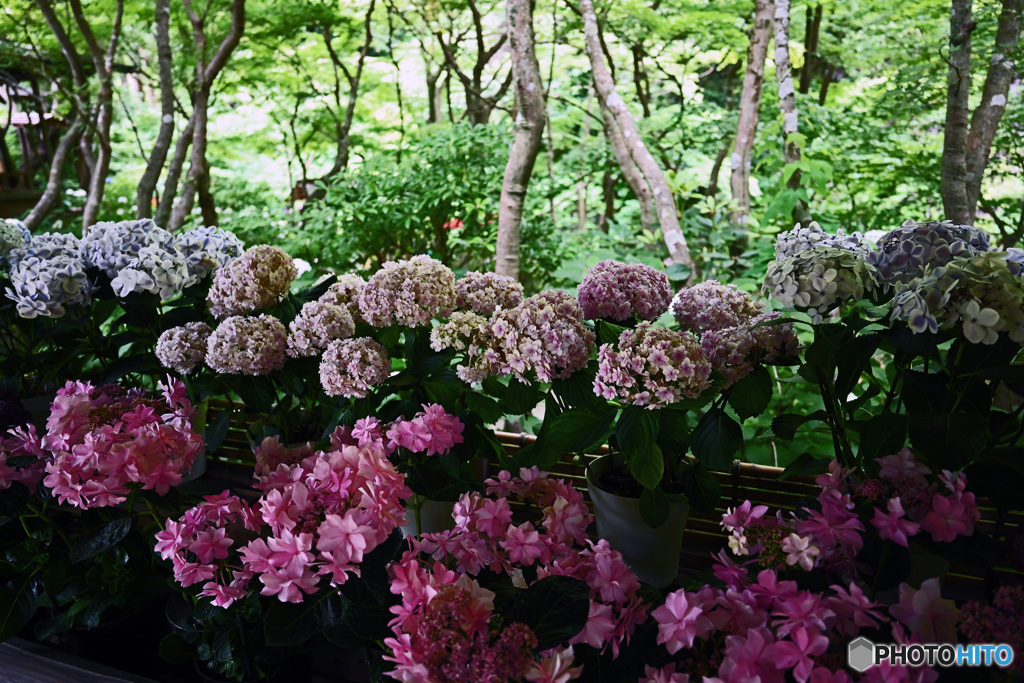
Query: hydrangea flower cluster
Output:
[[156, 322, 214, 374], [429, 310, 491, 382], [109, 242, 193, 300], [672, 280, 764, 334], [174, 226, 244, 280], [594, 323, 712, 407], [358, 255, 456, 327], [774, 221, 872, 260], [7, 231, 80, 267], [764, 247, 884, 324], [80, 219, 175, 278], [454, 271, 524, 315], [41, 378, 203, 508], [253, 404, 464, 490], [0, 219, 30, 261], [890, 252, 1024, 344], [440, 290, 596, 385], [5, 247, 93, 318], [207, 245, 298, 319], [577, 260, 673, 322], [384, 576, 577, 683], [0, 425, 46, 493], [286, 301, 355, 358], [319, 337, 391, 398], [647, 550, 941, 683], [318, 274, 367, 323], [700, 312, 800, 388], [155, 439, 411, 608], [959, 585, 1024, 673], [206, 314, 287, 375], [723, 449, 977, 578], [867, 220, 991, 283], [389, 468, 646, 670]]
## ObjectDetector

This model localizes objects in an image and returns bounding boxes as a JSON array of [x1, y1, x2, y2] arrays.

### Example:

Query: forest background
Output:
[[2, 0, 1023, 463], [3, 0, 1022, 290]]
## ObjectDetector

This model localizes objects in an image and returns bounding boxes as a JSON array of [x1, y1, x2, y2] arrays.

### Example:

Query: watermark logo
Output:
[[848, 637, 1015, 671]]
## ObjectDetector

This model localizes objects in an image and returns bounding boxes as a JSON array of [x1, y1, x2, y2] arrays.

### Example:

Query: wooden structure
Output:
[[0, 70, 65, 219], [202, 401, 1023, 602]]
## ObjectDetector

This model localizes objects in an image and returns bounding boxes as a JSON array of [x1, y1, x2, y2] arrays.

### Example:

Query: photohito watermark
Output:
[[847, 637, 1015, 672]]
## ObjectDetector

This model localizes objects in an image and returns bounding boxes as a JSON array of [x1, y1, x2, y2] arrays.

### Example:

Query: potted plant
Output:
[[0, 376, 204, 672], [383, 468, 644, 681], [155, 436, 411, 681], [762, 220, 1024, 507]]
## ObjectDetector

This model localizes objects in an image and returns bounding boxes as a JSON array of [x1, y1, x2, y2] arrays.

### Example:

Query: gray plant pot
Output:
[[586, 454, 689, 588]]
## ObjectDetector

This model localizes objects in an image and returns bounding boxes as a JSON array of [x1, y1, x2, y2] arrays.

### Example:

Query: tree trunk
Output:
[[136, 0, 175, 219], [495, 0, 546, 282], [600, 105, 653, 231], [798, 2, 822, 95], [730, 0, 774, 228], [773, 0, 811, 224], [23, 119, 84, 231], [156, 114, 195, 227], [197, 155, 218, 227], [580, 0, 693, 269], [941, 0, 975, 224], [169, 0, 245, 231], [965, 0, 1022, 220], [708, 140, 731, 198], [70, 0, 123, 230], [631, 43, 651, 118]]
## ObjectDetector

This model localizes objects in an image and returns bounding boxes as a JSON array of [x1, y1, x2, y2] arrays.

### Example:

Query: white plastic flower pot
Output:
[[180, 450, 207, 484], [586, 454, 689, 589], [400, 496, 457, 537]]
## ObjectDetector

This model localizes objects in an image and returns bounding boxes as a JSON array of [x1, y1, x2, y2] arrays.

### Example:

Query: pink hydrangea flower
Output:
[[594, 322, 712, 408], [359, 255, 456, 327], [889, 578, 959, 642], [206, 314, 287, 375], [207, 244, 298, 319], [319, 337, 391, 398], [156, 321, 212, 374], [455, 271, 524, 314], [286, 301, 355, 357], [577, 259, 673, 322]]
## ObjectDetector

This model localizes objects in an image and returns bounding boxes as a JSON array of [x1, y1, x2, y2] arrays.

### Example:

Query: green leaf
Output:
[[509, 576, 590, 651], [550, 365, 605, 410], [656, 409, 690, 456], [908, 413, 989, 470], [504, 380, 542, 415], [771, 410, 828, 440], [629, 443, 664, 491], [159, 633, 195, 664], [779, 453, 831, 481], [597, 321, 626, 345], [264, 597, 341, 647], [639, 486, 670, 527], [235, 376, 278, 414], [727, 367, 773, 421], [0, 575, 37, 641], [536, 406, 618, 456], [856, 413, 908, 463], [690, 408, 744, 471], [683, 462, 720, 513], [465, 392, 505, 424], [204, 407, 233, 455], [71, 517, 133, 564]]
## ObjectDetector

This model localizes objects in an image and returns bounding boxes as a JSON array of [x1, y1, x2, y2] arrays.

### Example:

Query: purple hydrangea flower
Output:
[[672, 280, 764, 333], [207, 245, 298, 319], [287, 301, 355, 358], [577, 260, 673, 322], [206, 314, 287, 375], [455, 271, 524, 314], [319, 337, 391, 398], [594, 322, 712, 407], [359, 255, 456, 327], [156, 322, 213, 374]]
